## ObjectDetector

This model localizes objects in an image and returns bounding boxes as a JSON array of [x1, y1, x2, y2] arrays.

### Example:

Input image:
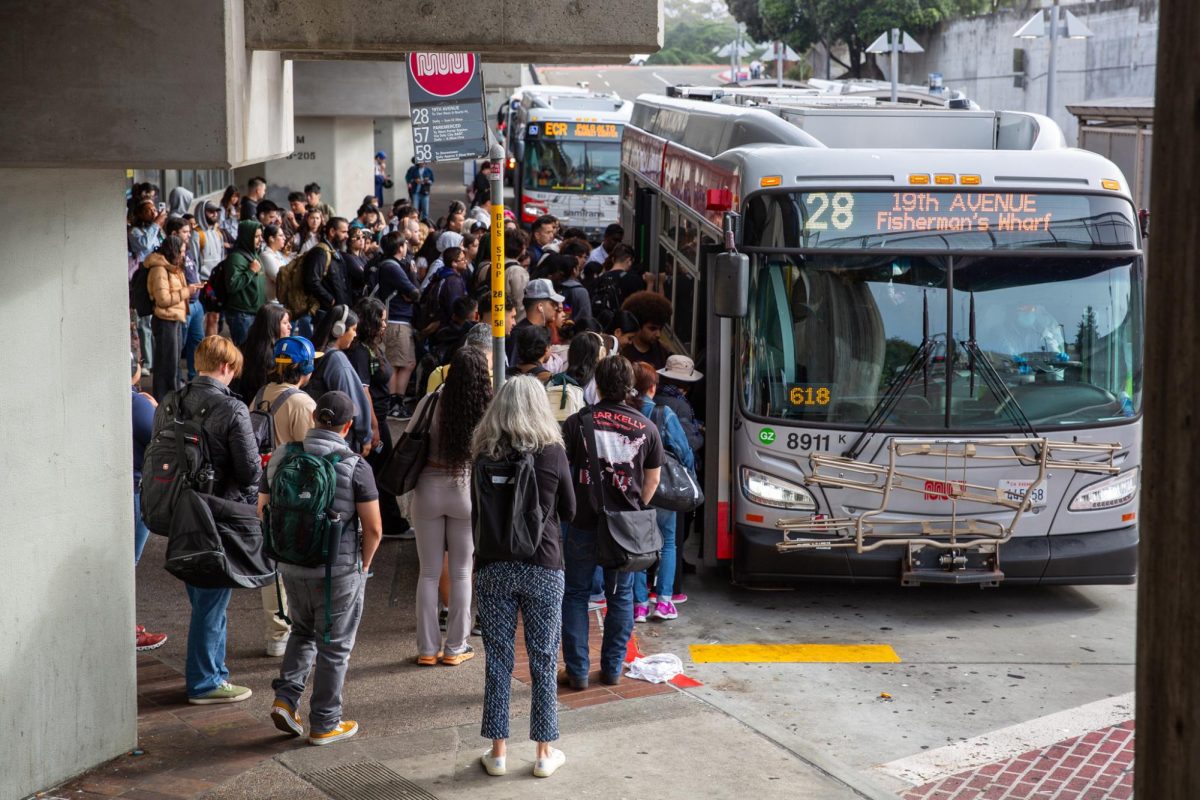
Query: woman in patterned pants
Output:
[[470, 376, 576, 778]]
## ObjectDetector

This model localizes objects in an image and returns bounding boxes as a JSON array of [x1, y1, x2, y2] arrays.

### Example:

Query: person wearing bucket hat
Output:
[[655, 354, 704, 453]]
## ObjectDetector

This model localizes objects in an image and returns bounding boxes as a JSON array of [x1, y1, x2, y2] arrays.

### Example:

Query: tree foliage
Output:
[[649, 0, 740, 66], [733, 0, 1016, 77]]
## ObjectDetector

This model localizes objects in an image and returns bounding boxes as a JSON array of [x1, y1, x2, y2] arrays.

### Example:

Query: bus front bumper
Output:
[[731, 524, 1138, 587]]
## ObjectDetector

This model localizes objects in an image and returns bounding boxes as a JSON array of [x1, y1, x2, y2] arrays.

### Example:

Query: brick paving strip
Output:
[[901, 721, 1135, 800], [50, 611, 688, 798]]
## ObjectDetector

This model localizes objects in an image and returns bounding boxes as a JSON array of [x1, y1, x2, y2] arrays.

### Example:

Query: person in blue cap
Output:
[[374, 151, 391, 206]]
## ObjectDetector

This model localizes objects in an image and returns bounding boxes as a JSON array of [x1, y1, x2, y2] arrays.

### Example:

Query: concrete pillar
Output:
[[1135, 0, 1200, 795], [254, 116, 375, 220], [0, 168, 137, 799]]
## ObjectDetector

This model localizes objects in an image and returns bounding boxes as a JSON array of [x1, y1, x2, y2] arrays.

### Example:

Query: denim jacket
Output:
[[641, 397, 695, 472]]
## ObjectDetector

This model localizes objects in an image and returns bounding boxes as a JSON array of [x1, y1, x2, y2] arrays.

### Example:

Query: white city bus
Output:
[[620, 90, 1143, 587], [510, 89, 632, 237]]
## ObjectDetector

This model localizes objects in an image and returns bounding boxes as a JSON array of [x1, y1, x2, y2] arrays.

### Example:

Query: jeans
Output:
[[414, 192, 430, 220], [272, 569, 366, 733], [226, 310, 256, 347], [137, 314, 154, 370], [562, 525, 634, 680], [634, 508, 677, 604], [182, 299, 205, 379], [151, 317, 184, 401], [133, 487, 150, 566], [292, 313, 314, 341], [185, 584, 233, 697]]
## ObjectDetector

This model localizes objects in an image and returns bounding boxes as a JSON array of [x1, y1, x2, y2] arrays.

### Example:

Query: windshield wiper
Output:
[[844, 291, 935, 459], [960, 291, 1040, 441]]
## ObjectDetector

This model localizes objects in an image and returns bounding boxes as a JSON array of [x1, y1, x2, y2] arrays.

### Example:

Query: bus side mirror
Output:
[[713, 252, 750, 318]]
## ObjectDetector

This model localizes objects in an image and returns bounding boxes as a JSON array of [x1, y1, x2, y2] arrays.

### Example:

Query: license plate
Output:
[[998, 479, 1048, 508]]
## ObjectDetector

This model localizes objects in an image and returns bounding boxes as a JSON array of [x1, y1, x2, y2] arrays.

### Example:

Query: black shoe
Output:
[[600, 671, 621, 686]]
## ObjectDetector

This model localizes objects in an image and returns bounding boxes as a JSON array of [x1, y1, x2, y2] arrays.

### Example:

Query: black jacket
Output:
[[302, 242, 354, 311], [152, 376, 262, 503]]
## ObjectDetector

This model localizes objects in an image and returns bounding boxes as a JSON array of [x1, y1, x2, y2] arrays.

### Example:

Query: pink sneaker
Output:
[[634, 604, 649, 623], [671, 593, 688, 604], [651, 600, 678, 621]]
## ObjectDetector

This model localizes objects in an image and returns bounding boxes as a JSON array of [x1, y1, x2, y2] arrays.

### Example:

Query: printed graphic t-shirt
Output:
[[562, 401, 665, 531]]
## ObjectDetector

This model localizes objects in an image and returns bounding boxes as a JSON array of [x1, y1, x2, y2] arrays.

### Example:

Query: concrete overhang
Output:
[[0, 0, 293, 170], [245, 0, 662, 60]]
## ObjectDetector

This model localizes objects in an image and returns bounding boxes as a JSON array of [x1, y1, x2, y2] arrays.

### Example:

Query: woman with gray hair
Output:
[[471, 376, 575, 779]]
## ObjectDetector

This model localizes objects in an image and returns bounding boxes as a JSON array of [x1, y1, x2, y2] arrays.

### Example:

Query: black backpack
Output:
[[471, 450, 544, 562], [140, 386, 222, 535], [414, 272, 447, 335], [302, 353, 332, 401], [592, 270, 623, 319], [130, 263, 155, 317], [199, 256, 231, 312], [249, 386, 300, 461]]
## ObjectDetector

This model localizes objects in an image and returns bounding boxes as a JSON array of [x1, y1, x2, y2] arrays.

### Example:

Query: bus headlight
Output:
[[741, 467, 816, 510], [1069, 469, 1139, 511]]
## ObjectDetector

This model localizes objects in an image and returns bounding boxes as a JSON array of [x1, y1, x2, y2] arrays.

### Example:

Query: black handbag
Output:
[[648, 406, 705, 513], [164, 488, 275, 589], [580, 409, 661, 573], [377, 387, 441, 496]]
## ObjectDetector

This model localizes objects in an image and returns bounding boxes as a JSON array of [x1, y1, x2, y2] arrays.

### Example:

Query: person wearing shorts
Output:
[[374, 232, 420, 414]]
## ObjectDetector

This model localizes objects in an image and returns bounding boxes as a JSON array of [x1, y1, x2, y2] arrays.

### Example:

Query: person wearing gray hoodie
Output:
[[193, 198, 228, 336]]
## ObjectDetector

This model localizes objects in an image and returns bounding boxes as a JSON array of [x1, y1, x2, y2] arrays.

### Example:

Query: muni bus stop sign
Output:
[[406, 52, 489, 162]]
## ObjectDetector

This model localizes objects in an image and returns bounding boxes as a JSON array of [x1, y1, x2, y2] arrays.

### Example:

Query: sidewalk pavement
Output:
[[46, 536, 864, 800]]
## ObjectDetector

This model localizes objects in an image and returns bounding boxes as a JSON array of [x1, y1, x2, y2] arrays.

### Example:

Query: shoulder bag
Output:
[[580, 408, 661, 572]]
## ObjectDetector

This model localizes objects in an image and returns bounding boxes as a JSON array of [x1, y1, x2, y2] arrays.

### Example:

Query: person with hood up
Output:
[[167, 186, 194, 220], [192, 199, 228, 337], [224, 220, 267, 346]]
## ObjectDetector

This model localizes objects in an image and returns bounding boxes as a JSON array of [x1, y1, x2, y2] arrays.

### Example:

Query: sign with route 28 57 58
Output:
[[405, 52, 488, 162]]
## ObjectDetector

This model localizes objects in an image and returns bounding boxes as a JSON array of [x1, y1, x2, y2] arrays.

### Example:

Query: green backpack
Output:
[[264, 442, 350, 642]]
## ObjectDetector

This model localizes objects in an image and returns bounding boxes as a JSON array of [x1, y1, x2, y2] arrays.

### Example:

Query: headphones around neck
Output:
[[331, 305, 350, 339]]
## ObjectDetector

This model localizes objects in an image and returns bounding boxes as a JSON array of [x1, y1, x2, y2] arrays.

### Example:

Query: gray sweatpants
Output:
[[271, 569, 366, 734]]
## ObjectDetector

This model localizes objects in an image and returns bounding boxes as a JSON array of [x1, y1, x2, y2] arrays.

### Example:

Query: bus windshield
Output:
[[741, 253, 1143, 429], [524, 140, 622, 194]]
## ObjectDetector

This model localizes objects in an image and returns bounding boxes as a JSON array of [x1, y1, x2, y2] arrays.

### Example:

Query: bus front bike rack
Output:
[[775, 437, 1119, 586]]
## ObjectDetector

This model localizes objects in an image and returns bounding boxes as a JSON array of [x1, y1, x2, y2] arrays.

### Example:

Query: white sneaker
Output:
[[265, 635, 289, 657], [533, 747, 566, 778], [481, 748, 506, 776]]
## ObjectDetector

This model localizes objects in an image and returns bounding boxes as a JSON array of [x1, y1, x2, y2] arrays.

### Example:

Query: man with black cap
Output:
[[261, 390, 383, 746]]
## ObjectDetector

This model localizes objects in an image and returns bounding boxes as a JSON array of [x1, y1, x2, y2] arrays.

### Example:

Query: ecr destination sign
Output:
[[406, 52, 488, 162]]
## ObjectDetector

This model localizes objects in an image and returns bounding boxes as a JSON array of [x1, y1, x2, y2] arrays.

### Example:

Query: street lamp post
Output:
[[1014, 0, 1094, 118]]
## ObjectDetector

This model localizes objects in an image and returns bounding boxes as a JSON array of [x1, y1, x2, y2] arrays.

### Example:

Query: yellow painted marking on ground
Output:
[[688, 643, 902, 664]]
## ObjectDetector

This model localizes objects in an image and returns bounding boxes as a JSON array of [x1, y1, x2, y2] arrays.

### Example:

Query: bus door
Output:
[[633, 185, 659, 271], [702, 244, 734, 567]]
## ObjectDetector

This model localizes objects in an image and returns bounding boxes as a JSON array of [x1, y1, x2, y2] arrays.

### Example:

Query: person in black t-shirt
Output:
[[559, 356, 663, 689], [619, 291, 673, 371], [346, 297, 410, 537]]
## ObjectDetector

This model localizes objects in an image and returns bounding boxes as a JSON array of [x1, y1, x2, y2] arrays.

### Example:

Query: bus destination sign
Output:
[[529, 122, 621, 140], [793, 191, 1136, 250]]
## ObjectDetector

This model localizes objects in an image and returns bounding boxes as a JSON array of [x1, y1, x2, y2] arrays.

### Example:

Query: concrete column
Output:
[[256, 116, 375, 220], [0, 168, 137, 799], [1136, 0, 1200, 795]]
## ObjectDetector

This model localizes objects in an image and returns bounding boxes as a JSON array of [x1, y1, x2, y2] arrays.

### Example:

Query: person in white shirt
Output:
[[586, 223, 624, 266]]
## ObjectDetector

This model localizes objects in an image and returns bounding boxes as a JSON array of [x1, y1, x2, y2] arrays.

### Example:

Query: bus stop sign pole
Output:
[[489, 141, 506, 393]]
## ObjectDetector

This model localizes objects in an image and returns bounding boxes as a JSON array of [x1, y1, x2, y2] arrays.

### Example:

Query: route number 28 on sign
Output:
[[803, 192, 856, 231]]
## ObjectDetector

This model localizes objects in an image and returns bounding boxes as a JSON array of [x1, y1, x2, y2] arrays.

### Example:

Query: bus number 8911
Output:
[[804, 192, 855, 231]]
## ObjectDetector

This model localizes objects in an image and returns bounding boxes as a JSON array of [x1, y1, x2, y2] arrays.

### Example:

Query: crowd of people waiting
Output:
[[126, 164, 705, 775]]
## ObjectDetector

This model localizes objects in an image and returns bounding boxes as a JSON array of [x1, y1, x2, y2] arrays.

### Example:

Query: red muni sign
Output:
[[407, 52, 476, 97]]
